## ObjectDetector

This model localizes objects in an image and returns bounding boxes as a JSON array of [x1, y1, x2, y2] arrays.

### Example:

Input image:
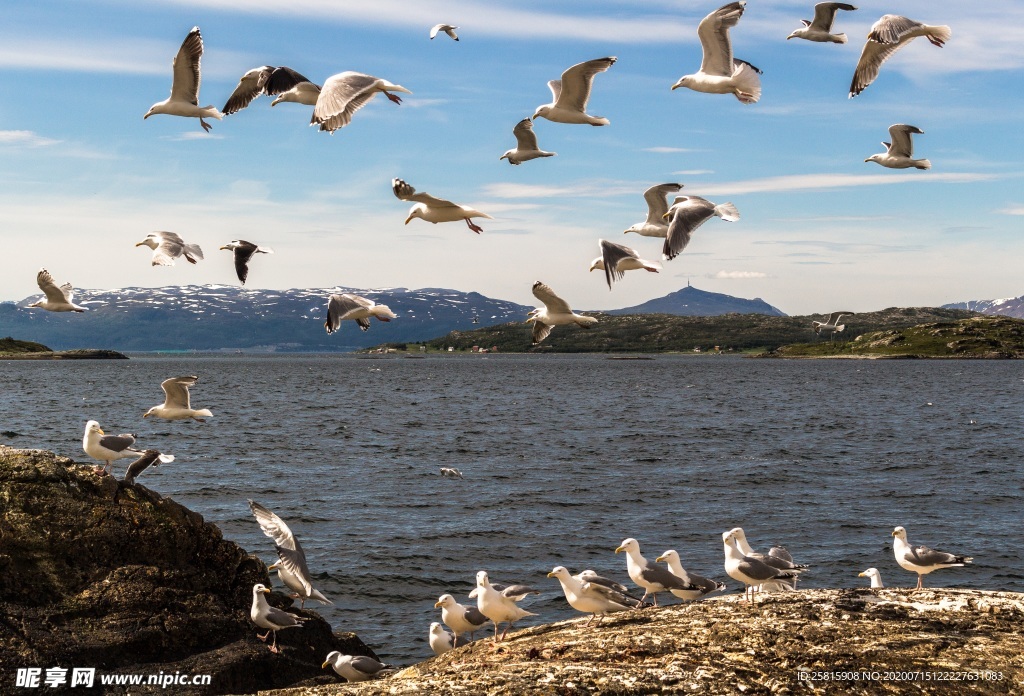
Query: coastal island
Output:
[[0, 336, 127, 360]]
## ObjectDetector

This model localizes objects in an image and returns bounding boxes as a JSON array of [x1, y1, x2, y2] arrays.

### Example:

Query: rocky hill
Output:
[[609, 285, 785, 317], [944, 295, 1024, 319], [0, 336, 127, 360], [262, 588, 1024, 695], [764, 316, 1024, 359], [412, 307, 979, 354], [0, 446, 374, 695]]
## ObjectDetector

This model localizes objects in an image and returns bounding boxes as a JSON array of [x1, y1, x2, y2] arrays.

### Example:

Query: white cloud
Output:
[[672, 169, 713, 176], [711, 270, 769, 280], [481, 181, 637, 199], [997, 205, 1024, 216], [0, 130, 59, 147], [693, 172, 999, 196], [643, 147, 695, 154]]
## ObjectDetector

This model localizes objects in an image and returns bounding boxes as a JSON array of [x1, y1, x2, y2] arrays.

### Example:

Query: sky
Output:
[[1, 0, 1022, 316]]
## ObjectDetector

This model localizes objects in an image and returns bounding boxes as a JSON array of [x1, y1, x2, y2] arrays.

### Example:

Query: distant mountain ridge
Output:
[[943, 295, 1024, 319], [1, 283, 787, 352], [608, 285, 786, 317]]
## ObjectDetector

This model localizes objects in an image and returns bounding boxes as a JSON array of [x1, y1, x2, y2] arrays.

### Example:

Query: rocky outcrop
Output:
[[261, 589, 1023, 695], [0, 446, 374, 694]]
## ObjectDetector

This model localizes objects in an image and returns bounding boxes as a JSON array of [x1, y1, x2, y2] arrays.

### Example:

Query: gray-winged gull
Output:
[[220, 239, 274, 285], [655, 550, 727, 600], [722, 530, 800, 601], [322, 652, 392, 682], [324, 293, 397, 334], [865, 124, 930, 170], [223, 66, 321, 113], [500, 118, 556, 165], [136, 232, 204, 266], [533, 57, 617, 126], [250, 583, 305, 653], [729, 528, 807, 592], [430, 24, 459, 41], [469, 570, 539, 642], [671, 2, 762, 104], [812, 311, 854, 337], [624, 183, 684, 238], [249, 500, 332, 608], [615, 538, 696, 606], [392, 178, 493, 233], [859, 567, 884, 588], [892, 525, 973, 589], [787, 3, 858, 43], [122, 449, 175, 486], [429, 622, 455, 655], [28, 269, 87, 312], [83, 420, 168, 475], [548, 566, 642, 624], [662, 195, 740, 261], [311, 71, 411, 133], [143, 27, 223, 132], [144, 375, 213, 421], [435, 594, 488, 646], [526, 281, 598, 345], [849, 15, 951, 98], [590, 239, 661, 290]]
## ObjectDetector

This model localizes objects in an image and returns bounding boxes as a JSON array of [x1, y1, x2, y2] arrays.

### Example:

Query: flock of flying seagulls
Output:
[[24, 2, 952, 350]]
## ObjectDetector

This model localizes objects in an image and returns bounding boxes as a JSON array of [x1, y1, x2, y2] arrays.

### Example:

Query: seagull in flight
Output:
[[223, 66, 321, 113], [392, 178, 492, 233], [430, 24, 460, 41], [787, 3, 858, 43], [849, 15, 951, 98], [143, 27, 223, 132], [671, 2, 762, 104], [533, 56, 617, 126], [526, 281, 598, 345], [865, 124, 931, 170], [28, 269, 87, 312], [311, 72, 411, 133]]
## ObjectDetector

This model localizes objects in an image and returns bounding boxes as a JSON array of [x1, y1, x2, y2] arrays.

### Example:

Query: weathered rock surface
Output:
[[0, 446, 374, 694], [260, 589, 1024, 695]]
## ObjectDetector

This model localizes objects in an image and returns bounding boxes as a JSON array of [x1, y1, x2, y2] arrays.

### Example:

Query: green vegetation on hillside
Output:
[[0, 337, 51, 354], [372, 307, 980, 354], [764, 316, 1024, 358]]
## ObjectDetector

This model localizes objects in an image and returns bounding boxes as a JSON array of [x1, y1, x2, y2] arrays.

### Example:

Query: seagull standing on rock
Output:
[[429, 622, 455, 655], [892, 525, 973, 590], [548, 566, 642, 624], [469, 570, 539, 642], [249, 583, 304, 653], [859, 568, 884, 588], [83, 420, 168, 475], [322, 652, 392, 682], [435, 594, 488, 646], [615, 538, 696, 607]]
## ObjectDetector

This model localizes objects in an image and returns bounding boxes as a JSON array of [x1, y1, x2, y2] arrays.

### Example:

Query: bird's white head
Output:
[[142, 406, 157, 419], [476, 570, 490, 587], [429, 621, 444, 633], [859, 568, 879, 578], [531, 106, 551, 121], [722, 530, 736, 545], [135, 234, 159, 249], [85, 420, 103, 436], [220, 240, 242, 251], [615, 538, 638, 554], [589, 258, 604, 272], [786, 28, 805, 40], [405, 205, 426, 225], [253, 583, 270, 596], [892, 526, 907, 540], [434, 594, 454, 608], [655, 550, 678, 564], [547, 566, 569, 579], [865, 154, 883, 165], [670, 75, 696, 92], [730, 527, 747, 541], [321, 651, 341, 669]]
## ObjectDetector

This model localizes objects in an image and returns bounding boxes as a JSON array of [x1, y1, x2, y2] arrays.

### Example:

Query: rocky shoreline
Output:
[[260, 588, 1024, 695], [0, 348, 129, 360]]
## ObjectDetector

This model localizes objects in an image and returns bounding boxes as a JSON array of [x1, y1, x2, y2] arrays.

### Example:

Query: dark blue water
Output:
[[2, 354, 1022, 665]]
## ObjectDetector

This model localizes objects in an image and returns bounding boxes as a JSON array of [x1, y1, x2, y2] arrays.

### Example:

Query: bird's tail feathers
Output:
[[925, 25, 952, 46], [185, 244, 205, 261], [194, 409, 213, 418], [576, 316, 599, 327], [312, 590, 333, 605], [715, 202, 741, 222], [916, 159, 932, 170], [832, 33, 848, 44], [373, 304, 398, 320], [731, 61, 762, 104], [258, 246, 275, 254]]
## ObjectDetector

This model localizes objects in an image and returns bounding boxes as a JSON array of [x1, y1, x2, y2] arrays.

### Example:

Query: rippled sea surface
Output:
[[2, 354, 1022, 664]]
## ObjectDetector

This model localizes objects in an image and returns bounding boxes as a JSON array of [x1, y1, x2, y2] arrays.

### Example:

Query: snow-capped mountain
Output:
[[1, 285, 532, 352], [943, 296, 1024, 319]]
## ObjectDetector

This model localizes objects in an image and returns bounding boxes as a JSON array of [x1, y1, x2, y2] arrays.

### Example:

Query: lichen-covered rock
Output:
[[0, 446, 374, 694], [260, 589, 1024, 695]]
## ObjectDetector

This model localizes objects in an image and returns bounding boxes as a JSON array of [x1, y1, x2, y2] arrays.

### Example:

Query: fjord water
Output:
[[2, 354, 1022, 664]]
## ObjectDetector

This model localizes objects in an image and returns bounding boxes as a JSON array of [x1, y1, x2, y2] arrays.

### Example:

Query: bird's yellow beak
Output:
[[321, 660, 330, 669], [268, 561, 280, 570], [433, 600, 442, 608], [662, 212, 671, 220], [404, 215, 413, 225], [219, 245, 230, 251], [143, 412, 150, 418], [261, 587, 270, 594], [858, 571, 867, 577], [546, 571, 557, 578], [891, 530, 898, 537], [97, 428, 105, 435], [135, 241, 146, 247], [655, 555, 666, 563], [614, 546, 625, 554]]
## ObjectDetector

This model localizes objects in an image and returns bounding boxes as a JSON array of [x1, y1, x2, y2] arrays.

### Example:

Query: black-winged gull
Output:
[[82, 420, 166, 475], [500, 118, 556, 165], [787, 3, 858, 43], [28, 269, 87, 312], [144, 375, 213, 421], [143, 27, 223, 132], [859, 567, 884, 588], [526, 281, 598, 345], [430, 24, 459, 41], [311, 72, 411, 133], [671, 2, 762, 104], [250, 583, 304, 653], [892, 525, 973, 589], [135, 232, 204, 266], [434, 594, 488, 646], [865, 124, 930, 170], [849, 15, 951, 98], [590, 239, 661, 290], [722, 530, 800, 601], [548, 566, 642, 625], [249, 500, 332, 608], [662, 195, 740, 261], [624, 183, 684, 238], [322, 652, 392, 682], [324, 293, 398, 334], [533, 56, 616, 126], [469, 570, 539, 642], [429, 622, 455, 655], [220, 239, 274, 285], [654, 550, 727, 601], [615, 538, 695, 606], [122, 449, 175, 486], [392, 178, 492, 233], [223, 66, 321, 114]]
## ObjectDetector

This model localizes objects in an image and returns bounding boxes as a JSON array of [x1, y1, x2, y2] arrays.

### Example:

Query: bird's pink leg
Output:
[[385, 92, 403, 105], [465, 219, 483, 234]]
